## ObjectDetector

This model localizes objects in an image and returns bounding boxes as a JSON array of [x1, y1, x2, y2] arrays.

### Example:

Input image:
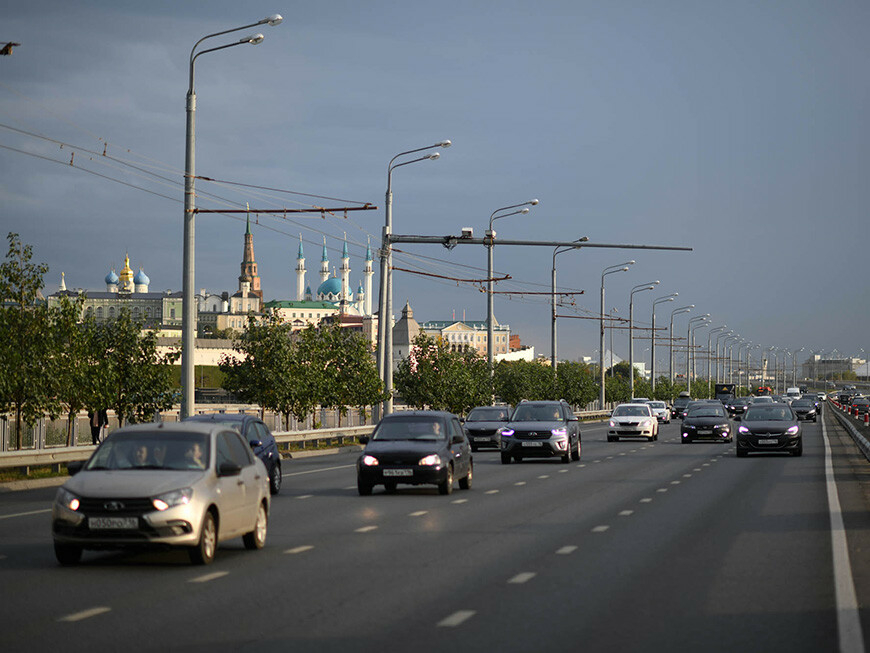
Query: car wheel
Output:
[[438, 465, 454, 495], [813, 417, 817, 423], [648, 435, 655, 442], [736, 449, 748, 457], [611, 436, 619, 442], [189, 510, 217, 565], [791, 442, 803, 457], [357, 477, 373, 496], [500, 452, 511, 465], [384, 481, 398, 494], [681, 438, 690, 444], [571, 442, 581, 461], [243, 502, 268, 550], [513, 455, 523, 463], [54, 542, 82, 566], [269, 462, 282, 495], [459, 461, 473, 490]]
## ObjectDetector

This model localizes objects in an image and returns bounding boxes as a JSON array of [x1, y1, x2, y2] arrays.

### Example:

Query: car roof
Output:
[[185, 413, 256, 423], [383, 410, 457, 419], [110, 422, 226, 436]]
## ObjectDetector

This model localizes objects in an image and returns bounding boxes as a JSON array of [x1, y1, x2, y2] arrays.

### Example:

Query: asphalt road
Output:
[[1, 410, 869, 652]]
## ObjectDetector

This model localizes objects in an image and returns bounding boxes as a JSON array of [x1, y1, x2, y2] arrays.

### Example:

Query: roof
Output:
[[265, 300, 337, 310], [420, 320, 509, 331]]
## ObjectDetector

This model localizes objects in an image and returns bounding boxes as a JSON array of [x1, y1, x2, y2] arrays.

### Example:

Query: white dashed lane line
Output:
[[619, 510, 634, 516], [683, 474, 692, 478], [0, 509, 51, 521], [58, 607, 111, 622], [508, 572, 537, 584], [556, 546, 577, 555], [355, 526, 378, 533], [451, 499, 468, 504], [558, 469, 568, 473], [515, 481, 526, 486], [189, 571, 228, 584], [485, 490, 499, 495], [284, 545, 314, 554], [409, 511, 428, 517], [670, 480, 681, 485], [592, 525, 610, 533], [640, 498, 653, 503], [656, 488, 668, 493], [538, 475, 550, 479], [438, 611, 476, 627], [296, 494, 313, 500]]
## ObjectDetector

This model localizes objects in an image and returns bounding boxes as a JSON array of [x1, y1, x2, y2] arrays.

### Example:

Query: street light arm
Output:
[[388, 141, 451, 169], [489, 200, 539, 226], [190, 15, 282, 62]]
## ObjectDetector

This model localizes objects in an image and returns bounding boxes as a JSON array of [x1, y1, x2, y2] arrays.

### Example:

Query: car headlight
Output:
[[418, 454, 442, 466], [715, 424, 730, 431], [55, 487, 80, 511], [152, 487, 193, 512], [499, 428, 514, 437], [786, 425, 799, 435], [551, 427, 568, 437], [361, 455, 379, 466], [641, 419, 654, 427], [738, 425, 750, 434], [609, 420, 616, 427]]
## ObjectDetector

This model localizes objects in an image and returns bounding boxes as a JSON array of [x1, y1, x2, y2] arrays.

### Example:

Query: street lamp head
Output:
[[427, 152, 440, 160], [530, 198, 539, 205], [579, 236, 589, 242], [621, 267, 629, 272], [520, 207, 530, 214], [241, 33, 265, 44], [439, 140, 452, 148], [261, 14, 284, 26]]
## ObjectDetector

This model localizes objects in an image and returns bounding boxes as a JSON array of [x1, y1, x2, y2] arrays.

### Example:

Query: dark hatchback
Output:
[[671, 396, 693, 419], [681, 403, 733, 444], [726, 396, 753, 417], [184, 413, 283, 494], [849, 396, 870, 416], [499, 400, 581, 464], [357, 411, 472, 495], [463, 405, 513, 451], [791, 398, 818, 422], [736, 403, 802, 457]]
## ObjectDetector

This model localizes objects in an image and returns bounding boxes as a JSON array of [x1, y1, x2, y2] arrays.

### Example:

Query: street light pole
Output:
[[376, 141, 451, 418], [181, 14, 282, 420], [688, 318, 710, 394], [487, 200, 538, 375], [791, 347, 804, 388], [629, 281, 658, 399], [599, 261, 634, 408], [551, 238, 587, 370], [668, 305, 693, 386], [715, 331, 734, 383], [650, 293, 677, 395], [706, 326, 727, 394], [686, 315, 709, 395]]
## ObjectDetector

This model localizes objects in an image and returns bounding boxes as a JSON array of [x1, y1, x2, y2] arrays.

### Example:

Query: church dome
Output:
[[105, 270, 119, 285], [317, 277, 342, 298], [134, 269, 150, 285]]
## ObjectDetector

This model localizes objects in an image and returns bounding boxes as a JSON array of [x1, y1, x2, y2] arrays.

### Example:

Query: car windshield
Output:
[[511, 404, 564, 421], [753, 396, 774, 403], [649, 402, 666, 409], [687, 407, 726, 418], [466, 407, 510, 421], [792, 400, 814, 408], [744, 406, 793, 421], [613, 405, 650, 417], [372, 417, 447, 441], [85, 431, 210, 471]]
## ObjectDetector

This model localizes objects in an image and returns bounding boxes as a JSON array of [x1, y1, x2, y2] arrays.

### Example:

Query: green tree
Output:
[[51, 294, 95, 445], [494, 359, 556, 405], [555, 361, 598, 409], [605, 375, 630, 404]]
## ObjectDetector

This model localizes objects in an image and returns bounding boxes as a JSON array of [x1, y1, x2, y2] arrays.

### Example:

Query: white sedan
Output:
[[608, 403, 659, 442], [646, 400, 671, 423]]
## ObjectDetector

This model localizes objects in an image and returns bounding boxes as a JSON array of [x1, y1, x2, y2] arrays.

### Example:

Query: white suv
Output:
[[646, 400, 671, 423]]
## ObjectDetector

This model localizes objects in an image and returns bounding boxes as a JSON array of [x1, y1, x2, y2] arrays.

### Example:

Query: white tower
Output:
[[295, 235, 306, 301], [320, 238, 329, 285], [340, 235, 351, 303], [363, 238, 374, 316]]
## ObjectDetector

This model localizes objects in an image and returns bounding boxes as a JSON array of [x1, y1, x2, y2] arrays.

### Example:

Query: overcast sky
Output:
[[2, 0, 868, 366]]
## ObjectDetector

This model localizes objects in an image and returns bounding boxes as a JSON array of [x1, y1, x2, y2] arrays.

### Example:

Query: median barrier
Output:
[[830, 405, 870, 463]]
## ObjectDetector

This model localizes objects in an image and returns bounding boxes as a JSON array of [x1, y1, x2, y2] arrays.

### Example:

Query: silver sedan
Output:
[[52, 422, 270, 566]]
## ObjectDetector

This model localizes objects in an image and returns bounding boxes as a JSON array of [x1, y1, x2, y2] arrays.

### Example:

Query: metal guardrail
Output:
[[829, 403, 870, 462]]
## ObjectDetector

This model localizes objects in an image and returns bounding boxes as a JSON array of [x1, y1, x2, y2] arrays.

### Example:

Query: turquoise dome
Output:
[[317, 277, 342, 297], [134, 269, 150, 285], [105, 270, 119, 285]]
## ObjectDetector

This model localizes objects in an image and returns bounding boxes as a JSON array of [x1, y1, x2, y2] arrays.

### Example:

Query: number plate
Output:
[[522, 441, 543, 447], [474, 437, 490, 442], [757, 438, 778, 445], [698, 429, 712, 435], [89, 517, 138, 530], [383, 468, 412, 477]]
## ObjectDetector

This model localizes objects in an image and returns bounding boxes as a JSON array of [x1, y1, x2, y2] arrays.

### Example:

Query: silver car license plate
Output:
[[522, 441, 543, 447], [758, 438, 778, 445], [89, 517, 138, 529], [383, 469, 412, 476]]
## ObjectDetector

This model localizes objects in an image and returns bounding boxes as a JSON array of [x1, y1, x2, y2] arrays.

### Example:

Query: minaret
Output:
[[340, 235, 351, 303], [320, 238, 329, 285], [295, 234, 306, 301], [59, 272, 66, 292], [239, 208, 262, 299], [363, 237, 374, 316]]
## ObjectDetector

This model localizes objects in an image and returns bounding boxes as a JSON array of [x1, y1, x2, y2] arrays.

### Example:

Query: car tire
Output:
[[513, 455, 523, 463], [791, 442, 803, 457], [438, 465, 454, 495], [459, 462, 473, 490], [189, 510, 217, 565], [611, 436, 619, 442], [500, 452, 511, 465], [243, 502, 268, 550], [681, 438, 690, 444], [384, 481, 398, 494], [736, 449, 748, 458], [357, 478, 373, 496], [269, 462, 282, 495], [571, 443, 581, 461], [54, 542, 82, 566]]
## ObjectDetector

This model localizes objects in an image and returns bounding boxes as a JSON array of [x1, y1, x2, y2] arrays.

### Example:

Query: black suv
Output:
[[184, 413, 283, 494], [499, 400, 581, 464]]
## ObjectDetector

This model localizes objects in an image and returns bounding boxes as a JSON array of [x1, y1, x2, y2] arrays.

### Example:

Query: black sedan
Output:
[[463, 405, 512, 451], [499, 400, 581, 464], [790, 398, 818, 422], [726, 396, 752, 417], [681, 403, 733, 444], [736, 403, 802, 457], [357, 411, 472, 495], [184, 413, 283, 494]]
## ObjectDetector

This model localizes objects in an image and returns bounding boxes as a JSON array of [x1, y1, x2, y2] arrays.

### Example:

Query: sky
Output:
[[2, 0, 868, 368]]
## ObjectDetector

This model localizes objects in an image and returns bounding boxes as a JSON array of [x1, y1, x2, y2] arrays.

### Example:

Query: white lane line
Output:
[[693, 468, 702, 472], [451, 499, 468, 504], [670, 480, 681, 485], [296, 494, 313, 500], [822, 418, 866, 652], [286, 464, 355, 477], [640, 498, 653, 503], [59, 607, 111, 622], [485, 490, 499, 495], [344, 486, 357, 490], [579, 464, 587, 468], [284, 545, 314, 554], [558, 469, 568, 473], [189, 571, 228, 584], [593, 460, 602, 464], [355, 526, 378, 533], [618, 453, 627, 456], [515, 481, 526, 486], [438, 610, 476, 627], [619, 510, 634, 516], [592, 525, 610, 533], [656, 488, 668, 493], [556, 546, 577, 555], [702, 463, 710, 467], [0, 508, 51, 521], [409, 510, 428, 517], [538, 475, 550, 479], [683, 474, 693, 478], [630, 449, 638, 453], [508, 572, 536, 584], [606, 456, 614, 460]]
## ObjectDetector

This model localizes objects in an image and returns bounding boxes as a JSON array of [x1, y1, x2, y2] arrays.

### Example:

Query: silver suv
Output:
[[499, 400, 581, 464]]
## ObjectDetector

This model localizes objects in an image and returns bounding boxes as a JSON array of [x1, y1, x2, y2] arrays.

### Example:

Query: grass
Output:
[[0, 464, 69, 483]]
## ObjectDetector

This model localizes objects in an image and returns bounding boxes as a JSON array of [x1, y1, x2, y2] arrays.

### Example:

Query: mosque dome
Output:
[[134, 269, 150, 286], [317, 277, 342, 298], [105, 270, 119, 285]]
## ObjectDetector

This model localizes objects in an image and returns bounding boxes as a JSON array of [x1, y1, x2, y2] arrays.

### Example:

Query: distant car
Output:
[[52, 422, 270, 566], [736, 403, 802, 457], [629, 397, 650, 404], [499, 400, 581, 464], [681, 402, 733, 444], [357, 411, 472, 495], [671, 395, 693, 419], [463, 405, 512, 451], [849, 396, 870, 416], [726, 396, 752, 417], [646, 400, 671, 423], [752, 396, 775, 404], [185, 413, 283, 495], [608, 403, 658, 442], [790, 398, 818, 422], [817, 392, 828, 402]]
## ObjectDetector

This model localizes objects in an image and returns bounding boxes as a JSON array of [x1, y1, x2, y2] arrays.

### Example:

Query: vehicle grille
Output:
[[78, 497, 153, 516]]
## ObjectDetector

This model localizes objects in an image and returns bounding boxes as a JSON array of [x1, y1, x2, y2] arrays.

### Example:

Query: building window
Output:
[[95, 307, 102, 318], [170, 308, 176, 319], [108, 307, 115, 318]]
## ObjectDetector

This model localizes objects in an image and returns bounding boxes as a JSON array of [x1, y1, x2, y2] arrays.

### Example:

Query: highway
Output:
[[1, 410, 868, 652]]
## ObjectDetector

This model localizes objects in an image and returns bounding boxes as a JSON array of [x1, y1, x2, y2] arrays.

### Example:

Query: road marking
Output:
[[693, 468, 702, 472], [656, 488, 668, 493], [702, 463, 710, 467], [355, 525, 378, 533], [670, 480, 681, 485], [556, 546, 577, 555], [538, 475, 550, 479], [0, 508, 51, 521], [344, 486, 357, 490], [485, 489, 499, 494], [451, 499, 468, 504], [640, 498, 653, 503], [592, 525, 610, 533], [189, 571, 228, 584], [606, 456, 614, 460], [296, 494, 313, 500], [286, 464, 355, 477], [683, 474, 692, 478], [438, 610, 476, 627], [515, 481, 526, 486], [284, 545, 314, 554], [822, 419, 866, 652], [558, 469, 568, 473], [59, 607, 111, 622], [593, 460, 602, 464], [619, 510, 634, 516], [578, 464, 587, 468], [409, 510, 428, 517], [618, 452, 627, 456], [508, 572, 536, 584], [630, 449, 637, 453]]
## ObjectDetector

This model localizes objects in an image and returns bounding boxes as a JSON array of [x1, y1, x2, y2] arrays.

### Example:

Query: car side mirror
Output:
[[67, 461, 84, 476], [358, 435, 369, 445], [459, 418, 465, 424], [568, 415, 578, 422], [249, 439, 263, 449], [452, 435, 465, 444], [218, 462, 242, 477]]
